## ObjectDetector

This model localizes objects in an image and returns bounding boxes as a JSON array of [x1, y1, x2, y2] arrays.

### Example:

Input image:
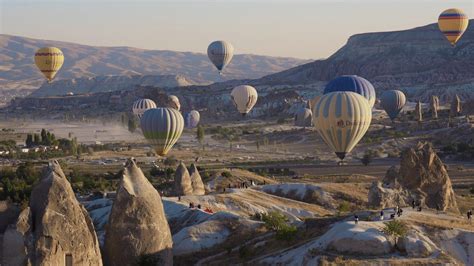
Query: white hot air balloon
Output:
[[230, 85, 258, 116], [168, 95, 181, 111], [185, 110, 200, 128], [207, 40, 234, 74], [132, 99, 157, 119]]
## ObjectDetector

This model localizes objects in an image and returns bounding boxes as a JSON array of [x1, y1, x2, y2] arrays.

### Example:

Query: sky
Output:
[[1, 0, 473, 59]]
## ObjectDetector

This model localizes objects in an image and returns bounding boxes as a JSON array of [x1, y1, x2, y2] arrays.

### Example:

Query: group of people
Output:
[[188, 202, 214, 213], [354, 205, 404, 224]]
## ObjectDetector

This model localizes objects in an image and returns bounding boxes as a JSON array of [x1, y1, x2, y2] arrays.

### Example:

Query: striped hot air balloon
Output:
[[380, 90, 406, 121], [207, 41, 234, 74], [34, 47, 64, 82], [230, 85, 258, 116], [323, 75, 376, 108], [132, 99, 157, 119], [185, 110, 200, 128], [313, 91, 372, 160], [438, 8, 469, 46], [140, 108, 184, 156]]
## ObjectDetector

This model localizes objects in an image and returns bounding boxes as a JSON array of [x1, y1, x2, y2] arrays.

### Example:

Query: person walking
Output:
[[467, 210, 472, 224], [412, 200, 416, 209], [354, 214, 359, 224], [380, 210, 384, 221]]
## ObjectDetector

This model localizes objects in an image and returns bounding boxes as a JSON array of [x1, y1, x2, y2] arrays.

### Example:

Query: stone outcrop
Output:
[[430, 95, 439, 119], [189, 163, 205, 195], [174, 162, 193, 196], [450, 94, 462, 117], [415, 101, 423, 122], [0, 201, 20, 234], [104, 158, 173, 266], [368, 142, 459, 213], [397, 229, 438, 257], [2, 160, 102, 266]]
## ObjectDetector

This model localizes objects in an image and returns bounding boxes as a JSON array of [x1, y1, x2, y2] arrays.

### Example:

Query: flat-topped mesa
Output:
[[189, 163, 205, 195], [104, 158, 173, 266], [2, 160, 102, 266], [174, 161, 193, 196], [369, 142, 459, 213]]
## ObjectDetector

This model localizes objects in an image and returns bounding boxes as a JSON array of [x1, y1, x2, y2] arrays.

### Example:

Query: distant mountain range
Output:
[[0, 34, 309, 91], [251, 20, 474, 102]]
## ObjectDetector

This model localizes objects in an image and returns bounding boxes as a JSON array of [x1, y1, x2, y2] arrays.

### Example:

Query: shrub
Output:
[[163, 156, 177, 166], [262, 211, 298, 242], [275, 224, 297, 242], [221, 171, 232, 178], [337, 201, 351, 213], [383, 220, 408, 238]]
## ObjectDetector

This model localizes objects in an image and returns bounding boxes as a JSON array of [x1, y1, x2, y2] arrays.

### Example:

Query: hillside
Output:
[[0, 34, 308, 91], [253, 20, 474, 102], [30, 74, 194, 97]]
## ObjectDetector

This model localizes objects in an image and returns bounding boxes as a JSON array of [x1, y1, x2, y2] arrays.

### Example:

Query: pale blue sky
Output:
[[1, 0, 473, 59]]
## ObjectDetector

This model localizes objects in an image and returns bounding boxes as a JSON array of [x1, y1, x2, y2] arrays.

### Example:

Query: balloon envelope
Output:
[[185, 110, 200, 128], [34, 47, 64, 82], [132, 99, 157, 118], [207, 41, 234, 73], [140, 108, 184, 156], [438, 8, 469, 46], [294, 107, 313, 127], [314, 91, 372, 160], [323, 75, 376, 108], [168, 95, 181, 111], [230, 85, 258, 115], [380, 90, 406, 121]]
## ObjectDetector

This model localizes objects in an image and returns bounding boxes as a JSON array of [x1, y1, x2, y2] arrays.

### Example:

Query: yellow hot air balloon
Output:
[[438, 8, 469, 46], [313, 91, 372, 161], [34, 47, 64, 82]]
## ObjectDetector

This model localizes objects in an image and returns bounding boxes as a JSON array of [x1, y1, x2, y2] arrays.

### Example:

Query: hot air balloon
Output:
[[380, 90, 406, 121], [168, 95, 181, 111], [294, 107, 313, 127], [323, 75, 376, 108], [132, 99, 157, 119], [438, 8, 469, 46], [185, 110, 200, 128], [207, 41, 234, 74], [34, 47, 64, 82], [313, 91, 372, 160], [230, 85, 258, 116], [140, 108, 184, 156], [309, 95, 321, 111]]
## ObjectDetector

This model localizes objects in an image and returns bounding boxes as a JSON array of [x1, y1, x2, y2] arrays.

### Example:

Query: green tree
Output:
[[196, 125, 205, 145], [33, 134, 41, 145], [40, 129, 47, 144], [383, 220, 408, 244], [25, 134, 33, 148]]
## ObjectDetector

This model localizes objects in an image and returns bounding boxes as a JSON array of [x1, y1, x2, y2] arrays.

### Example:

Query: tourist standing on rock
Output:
[[354, 215, 359, 224], [380, 210, 384, 221], [467, 210, 472, 224], [395, 205, 399, 215], [412, 200, 416, 209]]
